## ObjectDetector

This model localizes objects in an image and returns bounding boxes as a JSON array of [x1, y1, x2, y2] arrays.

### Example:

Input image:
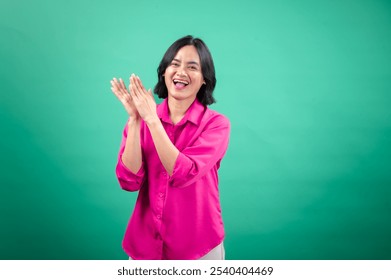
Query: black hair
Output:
[[153, 35, 216, 105]]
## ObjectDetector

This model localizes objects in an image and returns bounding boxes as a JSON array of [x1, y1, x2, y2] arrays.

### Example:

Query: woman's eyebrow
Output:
[[172, 58, 200, 66], [187, 61, 200, 66]]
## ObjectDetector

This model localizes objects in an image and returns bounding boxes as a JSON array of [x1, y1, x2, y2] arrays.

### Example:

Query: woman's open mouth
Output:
[[173, 79, 189, 90]]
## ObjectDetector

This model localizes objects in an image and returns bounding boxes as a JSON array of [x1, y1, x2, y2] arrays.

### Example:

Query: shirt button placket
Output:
[[156, 179, 166, 232], [168, 125, 174, 142], [155, 124, 171, 252]]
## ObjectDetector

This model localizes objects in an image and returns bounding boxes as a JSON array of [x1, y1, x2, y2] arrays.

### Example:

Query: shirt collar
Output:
[[157, 98, 205, 126]]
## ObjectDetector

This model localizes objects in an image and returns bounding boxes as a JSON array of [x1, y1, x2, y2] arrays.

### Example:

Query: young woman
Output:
[[110, 35, 230, 260]]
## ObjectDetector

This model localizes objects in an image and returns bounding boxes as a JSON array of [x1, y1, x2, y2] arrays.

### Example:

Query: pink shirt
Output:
[[115, 98, 230, 260]]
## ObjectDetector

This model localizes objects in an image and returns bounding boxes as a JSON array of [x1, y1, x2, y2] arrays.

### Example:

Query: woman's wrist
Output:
[[144, 115, 160, 127], [127, 115, 141, 126]]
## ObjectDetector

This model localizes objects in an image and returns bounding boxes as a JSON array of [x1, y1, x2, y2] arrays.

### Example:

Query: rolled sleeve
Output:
[[169, 152, 193, 185], [168, 115, 230, 188], [116, 158, 145, 192], [115, 121, 145, 192]]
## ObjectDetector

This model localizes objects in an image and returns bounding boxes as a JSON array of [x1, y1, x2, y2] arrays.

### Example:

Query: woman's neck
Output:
[[168, 97, 196, 125]]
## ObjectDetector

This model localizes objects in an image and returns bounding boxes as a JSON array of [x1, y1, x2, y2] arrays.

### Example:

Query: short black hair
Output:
[[154, 35, 216, 105]]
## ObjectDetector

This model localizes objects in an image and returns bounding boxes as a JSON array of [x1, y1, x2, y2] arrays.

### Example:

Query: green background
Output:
[[1, 0, 390, 260]]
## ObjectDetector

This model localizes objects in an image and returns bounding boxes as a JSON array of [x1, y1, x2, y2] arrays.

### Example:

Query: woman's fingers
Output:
[[129, 75, 138, 99], [130, 74, 137, 90], [135, 75, 147, 96], [130, 74, 144, 102], [112, 78, 128, 94], [119, 78, 126, 89], [125, 73, 153, 103], [134, 75, 143, 92], [111, 77, 131, 103], [119, 78, 130, 95], [130, 75, 146, 105], [125, 74, 157, 123], [110, 77, 142, 118], [114, 78, 125, 94], [130, 74, 151, 102], [111, 78, 120, 92], [110, 79, 120, 96]]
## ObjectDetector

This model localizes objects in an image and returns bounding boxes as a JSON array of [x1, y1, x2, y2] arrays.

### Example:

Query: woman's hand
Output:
[[110, 77, 139, 119], [130, 74, 159, 125]]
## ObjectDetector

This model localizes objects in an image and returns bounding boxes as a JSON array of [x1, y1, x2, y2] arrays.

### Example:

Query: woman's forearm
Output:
[[121, 117, 143, 173], [146, 118, 179, 176]]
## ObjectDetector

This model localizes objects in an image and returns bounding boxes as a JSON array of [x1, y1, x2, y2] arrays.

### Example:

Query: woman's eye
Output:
[[171, 62, 180, 67], [189, 66, 198, 70]]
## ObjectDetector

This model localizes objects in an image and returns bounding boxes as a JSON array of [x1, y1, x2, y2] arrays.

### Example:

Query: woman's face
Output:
[[164, 45, 205, 103]]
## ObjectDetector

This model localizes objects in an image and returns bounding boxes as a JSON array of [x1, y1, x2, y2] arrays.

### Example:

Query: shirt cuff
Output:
[[116, 157, 145, 191], [168, 152, 193, 187]]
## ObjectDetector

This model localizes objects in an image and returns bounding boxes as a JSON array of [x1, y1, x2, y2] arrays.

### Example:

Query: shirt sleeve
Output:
[[115, 121, 145, 192], [168, 114, 230, 188]]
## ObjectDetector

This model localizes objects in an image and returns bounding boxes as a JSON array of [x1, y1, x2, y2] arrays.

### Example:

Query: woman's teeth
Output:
[[173, 79, 189, 86]]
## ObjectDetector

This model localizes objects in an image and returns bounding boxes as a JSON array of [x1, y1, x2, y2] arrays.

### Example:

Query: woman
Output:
[[110, 35, 230, 260]]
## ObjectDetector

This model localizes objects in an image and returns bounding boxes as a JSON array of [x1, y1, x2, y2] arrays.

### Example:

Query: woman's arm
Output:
[[129, 74, 179, 176], [111, 77, 143, 173], [168, 115, 230, 188], [115, 120, 145, 192], [144, 118, 179, 176], [121, 117, 143, 173], [111, 77, 144, 190]]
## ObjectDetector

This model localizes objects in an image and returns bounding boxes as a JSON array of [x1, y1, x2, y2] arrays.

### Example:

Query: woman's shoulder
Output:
[[204, 107, 230, 127]]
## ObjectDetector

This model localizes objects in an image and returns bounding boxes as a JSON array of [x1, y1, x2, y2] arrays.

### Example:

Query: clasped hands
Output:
[[110, 74, 158, 124]]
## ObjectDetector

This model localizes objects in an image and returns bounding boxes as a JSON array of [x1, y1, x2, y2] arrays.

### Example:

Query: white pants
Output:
[[128, 242, 225, 260], [199, 242, 225, 260]]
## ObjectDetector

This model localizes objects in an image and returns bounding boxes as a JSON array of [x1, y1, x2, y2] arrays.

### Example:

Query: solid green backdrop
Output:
[[1, 0, 390, 259]]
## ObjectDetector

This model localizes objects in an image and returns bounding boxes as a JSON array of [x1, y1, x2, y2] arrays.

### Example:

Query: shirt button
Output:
[[157, 215, 161, 220], [159, 192, 164, 198]]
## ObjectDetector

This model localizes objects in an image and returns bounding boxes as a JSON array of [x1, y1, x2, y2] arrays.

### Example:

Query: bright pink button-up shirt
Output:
[[115, 98, 230, 260]]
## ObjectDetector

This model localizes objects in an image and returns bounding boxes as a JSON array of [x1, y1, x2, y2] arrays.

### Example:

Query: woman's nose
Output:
[[176, 66, 187, 76]]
